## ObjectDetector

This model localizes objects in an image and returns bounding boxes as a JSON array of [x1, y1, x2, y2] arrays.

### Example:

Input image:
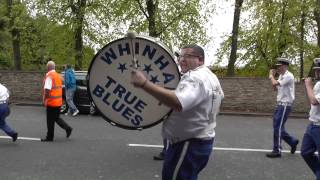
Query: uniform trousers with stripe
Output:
[[162, 138, 214, 180], [0, 103, 16, 137], [301, 123, 320, 180], [272, 105, 298, 153]]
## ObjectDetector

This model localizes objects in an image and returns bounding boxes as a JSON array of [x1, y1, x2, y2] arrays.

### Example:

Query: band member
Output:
[[0, 83, 18, 142], [301, 58, 320, 179], [131, 44, 224, 180], [266, 57, 299, 158], [41, 60, 73, 142]]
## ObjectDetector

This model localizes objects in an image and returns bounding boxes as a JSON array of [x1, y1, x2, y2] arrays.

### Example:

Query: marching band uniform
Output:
[[161, 65, 224, 180], [131, 45, 223, 180], [266, 58, 299, 158], [0, 83, 18, 142], [301, 58, 320, 180]]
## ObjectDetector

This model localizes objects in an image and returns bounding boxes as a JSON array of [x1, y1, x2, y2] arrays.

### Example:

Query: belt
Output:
[[312, 121, 320, 126], [169, 138, 214, 145], [277, 101, 292, 106], [0, 100, 7, 104]]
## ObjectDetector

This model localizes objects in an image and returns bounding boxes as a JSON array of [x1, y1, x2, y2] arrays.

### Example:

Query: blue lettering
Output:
[[131, 115, 143, 126], [112, 99, 125, 112], [154, 56, 169, 70], [105, 76, 116, 88], [93, 76, 149, 126], [134, 100, 147, 113], [102, 92, 112, 105], [124, 91, 137, 104], [142, 45, 156, 60], [135, 42, 139, 55], [100, 48, 117, 64], [122, 107, 134, 120], [118, 43, 130, 56], [113, 84, 126, 98], [163, 73, 175, 84], [93, 85, 104, 98]]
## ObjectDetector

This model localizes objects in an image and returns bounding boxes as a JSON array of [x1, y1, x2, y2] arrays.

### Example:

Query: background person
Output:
[[41, 60, 73, 142], [266, 57, 299, 158], [0, 83, 18, 142], [301, 58, 320, 179], [64, 64, 79, 116], [131, 44, 224, 180]]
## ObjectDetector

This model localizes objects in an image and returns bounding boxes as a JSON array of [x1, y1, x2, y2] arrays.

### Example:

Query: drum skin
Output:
[[87, 35, 180, 130]]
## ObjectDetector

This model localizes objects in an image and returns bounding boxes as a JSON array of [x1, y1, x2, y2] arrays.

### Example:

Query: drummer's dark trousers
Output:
[[301, 123, 320, 180], [272, 105, 298, 153], [162, 138, 214, 180], [0, 103, 16, 137], [46, 106, 71, 140]]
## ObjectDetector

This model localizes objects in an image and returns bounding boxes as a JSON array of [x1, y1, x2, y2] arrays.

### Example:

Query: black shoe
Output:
[[41, 138, 53, 142], [291, 140, 299, 154], [266, 151, 281, 158], [66, 128, 72, 138], [153, 152, 164, 160], [11, 133, 18, 142]]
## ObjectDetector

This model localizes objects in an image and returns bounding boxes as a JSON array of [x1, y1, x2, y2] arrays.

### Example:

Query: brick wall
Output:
[[0, 71, 310, 113]]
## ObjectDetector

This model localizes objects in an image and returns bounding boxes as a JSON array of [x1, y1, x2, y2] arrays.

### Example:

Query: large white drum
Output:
[[87, 35, 180, 130]]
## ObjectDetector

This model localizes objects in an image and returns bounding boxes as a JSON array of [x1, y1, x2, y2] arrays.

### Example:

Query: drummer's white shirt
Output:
[[309, 81, 320, 122], [276, 70, 295, 103], [162, 65, 224, 143], [0, 84, 9, 101]]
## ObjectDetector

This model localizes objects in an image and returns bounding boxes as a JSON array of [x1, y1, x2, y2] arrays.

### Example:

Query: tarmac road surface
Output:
[[0, 105, 314, 180]]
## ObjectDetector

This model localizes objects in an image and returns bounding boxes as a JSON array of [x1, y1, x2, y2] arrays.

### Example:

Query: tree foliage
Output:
[[216, 0, 320, 77]]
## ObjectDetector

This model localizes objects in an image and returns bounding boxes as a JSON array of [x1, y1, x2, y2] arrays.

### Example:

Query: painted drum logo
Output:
[[88, 35, 180, 130]]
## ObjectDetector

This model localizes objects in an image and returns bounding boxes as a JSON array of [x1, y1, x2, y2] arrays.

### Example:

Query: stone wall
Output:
[[0, 71, 45, 102], [220, 77, 309, 113], [0, 71, 310, 113]]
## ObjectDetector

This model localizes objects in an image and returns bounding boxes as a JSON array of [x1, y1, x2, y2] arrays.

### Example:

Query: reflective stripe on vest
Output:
[[43, 71, 63, 107]]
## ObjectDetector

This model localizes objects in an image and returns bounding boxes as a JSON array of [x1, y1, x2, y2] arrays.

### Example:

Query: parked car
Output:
[[60, 71, 98, 115]]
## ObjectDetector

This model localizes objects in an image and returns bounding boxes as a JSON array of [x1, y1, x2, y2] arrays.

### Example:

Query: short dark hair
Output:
[[181, 44, 204, 58], [67, 64, 72, 69]]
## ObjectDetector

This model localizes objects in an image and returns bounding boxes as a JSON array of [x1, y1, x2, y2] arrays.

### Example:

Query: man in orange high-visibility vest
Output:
[[41, 60, 73, 142]]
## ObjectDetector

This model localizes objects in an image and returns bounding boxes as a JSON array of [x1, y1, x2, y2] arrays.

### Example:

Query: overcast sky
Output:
[[204, 1, 234, 66]]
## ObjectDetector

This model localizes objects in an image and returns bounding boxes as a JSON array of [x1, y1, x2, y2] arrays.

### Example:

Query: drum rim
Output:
[[87, 35, 180, 130]]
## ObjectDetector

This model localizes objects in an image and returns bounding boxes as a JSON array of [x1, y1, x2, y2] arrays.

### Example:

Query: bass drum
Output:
[[87, 35, 180, 130]]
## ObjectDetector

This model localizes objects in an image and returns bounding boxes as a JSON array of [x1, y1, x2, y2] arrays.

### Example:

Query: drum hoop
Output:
[[87, 35, 180, 130]]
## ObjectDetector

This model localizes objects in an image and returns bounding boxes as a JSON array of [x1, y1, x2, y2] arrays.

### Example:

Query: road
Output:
[[0, 105, 314, 180]]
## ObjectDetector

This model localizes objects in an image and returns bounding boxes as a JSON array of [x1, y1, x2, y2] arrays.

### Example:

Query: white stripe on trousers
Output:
[[172, 141, 190, 180], [278, 105, 287, 152]]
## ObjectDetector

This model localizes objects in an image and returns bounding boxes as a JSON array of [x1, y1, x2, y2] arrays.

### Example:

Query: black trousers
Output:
[[46, 106, 71, 140]]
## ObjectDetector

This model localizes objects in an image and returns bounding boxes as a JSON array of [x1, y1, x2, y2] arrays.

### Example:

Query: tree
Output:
[[227, 0, 243, 76], [216, 0, 317, 77], [115, 0, 214, 49], [6, 0, 22, 70], [31, 0, 103, 70], [299, 0, 306, 79]]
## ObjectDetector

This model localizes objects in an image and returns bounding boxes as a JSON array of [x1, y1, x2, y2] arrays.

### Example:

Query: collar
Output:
[[46, 69, 56, 75]]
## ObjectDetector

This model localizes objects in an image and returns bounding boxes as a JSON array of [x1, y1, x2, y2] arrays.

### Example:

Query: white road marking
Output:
[[0, 136, 40, 141], [128, 143, 301, 154]]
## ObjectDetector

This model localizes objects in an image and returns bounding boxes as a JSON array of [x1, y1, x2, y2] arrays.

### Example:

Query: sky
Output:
[[204, 1, 234, 67]]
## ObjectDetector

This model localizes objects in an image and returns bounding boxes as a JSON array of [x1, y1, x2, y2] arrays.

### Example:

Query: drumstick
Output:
[[126, 32, 138, 69]]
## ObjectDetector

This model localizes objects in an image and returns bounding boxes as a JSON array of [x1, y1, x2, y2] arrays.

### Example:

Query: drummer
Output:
[[131, 44, 224, 180]]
